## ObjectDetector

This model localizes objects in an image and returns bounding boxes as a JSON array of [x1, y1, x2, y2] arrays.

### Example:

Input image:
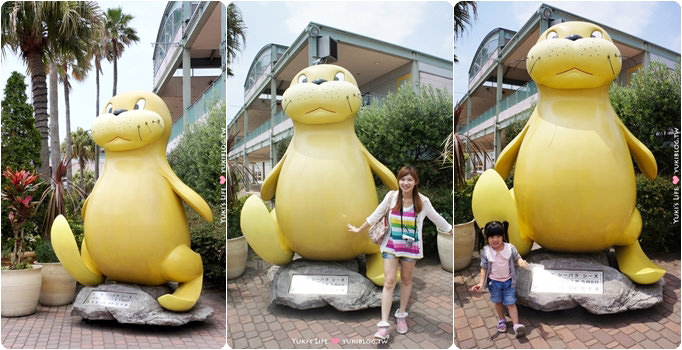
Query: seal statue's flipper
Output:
[[472, 169, 532, 255], [614, 208, 665, 284], [361, 147, 398, 190], [159, 244, 204, 311], [261, 150, 288, 200], [162, 170, 213, 222], [365, 252, 386, 286], [615, 118, 658, 179], [615, 243, 666, 284], [240, 195, 294, 265], [495, 114, 534, 178], [50, 215, 104, 285]]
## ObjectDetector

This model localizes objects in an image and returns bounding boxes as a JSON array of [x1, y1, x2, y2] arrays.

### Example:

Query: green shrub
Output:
[[34, 238, 58, 263], [636, 175, 680, 253], [187, 206, 226, 289], [356, 85, 453, 187], [168, 102, 226, 208], [227, 196, 248, 239]]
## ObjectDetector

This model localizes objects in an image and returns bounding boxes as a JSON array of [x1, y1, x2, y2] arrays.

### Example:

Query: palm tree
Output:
[[227, 3, 247, 77], [1, 1, 102, 179], [90, 36, 108, 179], [454, 1, 478, 63], [68, 127, 95, 192], [58, 54, 93, 181], [103, 7, 139, 96]]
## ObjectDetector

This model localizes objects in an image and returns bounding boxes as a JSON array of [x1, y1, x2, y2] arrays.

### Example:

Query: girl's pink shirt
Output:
[[488, 243, 512, 282]]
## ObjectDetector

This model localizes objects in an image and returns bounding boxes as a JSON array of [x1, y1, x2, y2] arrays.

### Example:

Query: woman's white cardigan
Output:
[[365, 190, 453, 259]]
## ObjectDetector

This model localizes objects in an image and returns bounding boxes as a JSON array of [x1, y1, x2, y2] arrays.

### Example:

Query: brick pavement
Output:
[[455, 252, 681, 349], [227, 256, 453, 349], [1, 286, 226, 349]]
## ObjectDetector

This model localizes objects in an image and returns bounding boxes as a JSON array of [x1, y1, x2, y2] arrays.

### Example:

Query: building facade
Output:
[[456, 3, 680, 173], [152, 1, 226, 152], [228, 22, 453, 183]]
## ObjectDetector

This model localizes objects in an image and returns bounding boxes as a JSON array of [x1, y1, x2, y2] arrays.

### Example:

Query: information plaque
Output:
[[530, 268, 603, 294], [289, 275, 349, 295], [83, 291, 136, 308]]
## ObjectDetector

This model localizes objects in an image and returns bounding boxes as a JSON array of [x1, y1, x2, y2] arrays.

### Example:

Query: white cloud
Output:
[[283, 2, 426, 45]]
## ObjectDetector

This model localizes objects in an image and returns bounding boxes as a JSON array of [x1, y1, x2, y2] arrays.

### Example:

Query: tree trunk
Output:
[[48, 62, 60, 179], [112, 43, 118, 96], [79, 157, 86, 194], [26, 51, 50, 180], [95, 70, 100, 179], [64, 80, 73, 181]]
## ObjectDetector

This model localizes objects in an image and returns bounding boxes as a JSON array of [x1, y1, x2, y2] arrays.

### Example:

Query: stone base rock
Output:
[[516, 250, 663, 314], [269, 259, 398, 311], [71, 281, 214, 326]]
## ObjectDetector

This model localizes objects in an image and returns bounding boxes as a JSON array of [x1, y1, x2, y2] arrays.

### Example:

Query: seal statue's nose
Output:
[[566, 34, 582, 41], [312, 78, 327, 85], [113, 109, 127, 116]]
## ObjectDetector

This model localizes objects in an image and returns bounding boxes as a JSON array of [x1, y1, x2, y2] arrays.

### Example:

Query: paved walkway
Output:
[[455, 252, 681, 349], [1, 286, 226, 349], [227, 256, 453, 349]]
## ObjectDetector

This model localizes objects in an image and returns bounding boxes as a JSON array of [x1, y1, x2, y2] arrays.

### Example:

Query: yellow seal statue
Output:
[[240, 64, 398, 285], [51, 91, 213, 311], [472, 22, 665, 284]]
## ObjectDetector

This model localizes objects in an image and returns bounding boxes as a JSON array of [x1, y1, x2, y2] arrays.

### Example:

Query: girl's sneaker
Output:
[[497, 318, 507, 332], [513, 323, 526, 338], [374, 321, 391, 340], [395, 310, 409, 334]]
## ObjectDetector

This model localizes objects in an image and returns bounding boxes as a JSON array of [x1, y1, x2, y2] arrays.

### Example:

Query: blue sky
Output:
[[454, 1, 682, 103], [227, 1, 454, 122], [0, 1, 167, 144]]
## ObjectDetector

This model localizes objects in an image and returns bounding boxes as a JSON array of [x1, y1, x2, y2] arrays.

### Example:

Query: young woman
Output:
[[347, 165, 453, 340]]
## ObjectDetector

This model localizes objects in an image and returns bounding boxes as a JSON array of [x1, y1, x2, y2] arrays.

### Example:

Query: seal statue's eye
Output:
[[134, 99, 146, 110], [547, 31, 558, 39], [105, 104, 113, 114], [590, 30, 603, 39], [298, 75, 307, 84], [334, 72, 345, 81]]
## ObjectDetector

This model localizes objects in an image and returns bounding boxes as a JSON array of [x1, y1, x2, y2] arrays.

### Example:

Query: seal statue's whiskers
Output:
[[346, 96, 353, 113], [145, 122, 152, 133], [607, 55, 615, 76], [137, 125, 142, 141], [529, 57, 540, 75]]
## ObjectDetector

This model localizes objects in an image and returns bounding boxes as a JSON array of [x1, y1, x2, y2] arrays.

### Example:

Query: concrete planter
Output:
[[38, 262, 76, 306], [227, 236, 248, 279], [438, 219, 476, 272], [1, 264, 43, 317]]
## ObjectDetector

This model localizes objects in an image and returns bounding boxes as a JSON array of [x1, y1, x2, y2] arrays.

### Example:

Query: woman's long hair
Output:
[[392, 165, 423, 214]]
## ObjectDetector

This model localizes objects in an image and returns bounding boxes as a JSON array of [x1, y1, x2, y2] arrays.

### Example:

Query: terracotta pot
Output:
[[453, 219, 476, 271], [227, 236, 248, 279], [1, 264, 43, 317], [37, 262, 76, 306]]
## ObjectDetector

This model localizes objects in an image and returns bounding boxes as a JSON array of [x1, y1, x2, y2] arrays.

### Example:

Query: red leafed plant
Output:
[[1, 167, 42, 269]]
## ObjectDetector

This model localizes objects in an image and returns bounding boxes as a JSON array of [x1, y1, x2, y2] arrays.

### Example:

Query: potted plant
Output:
[[437, 105, 490, 272], [227, 196, 249, 279], [35, 238, 76, 306], [1, 167, 44, 317]]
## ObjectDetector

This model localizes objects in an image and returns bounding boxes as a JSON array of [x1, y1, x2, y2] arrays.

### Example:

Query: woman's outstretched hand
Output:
[[346, 224, 361, 233]]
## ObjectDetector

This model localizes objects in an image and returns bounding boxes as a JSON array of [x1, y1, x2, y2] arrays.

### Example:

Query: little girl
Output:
[[470, 221, 529, 338]]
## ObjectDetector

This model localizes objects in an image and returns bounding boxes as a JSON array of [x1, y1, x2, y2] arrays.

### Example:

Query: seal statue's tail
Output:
[[50, 215, 104, 285], [471, 169, 533, 255]]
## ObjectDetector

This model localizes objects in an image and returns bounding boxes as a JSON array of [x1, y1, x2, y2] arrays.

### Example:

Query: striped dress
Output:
[[383, 205, 421, 259]]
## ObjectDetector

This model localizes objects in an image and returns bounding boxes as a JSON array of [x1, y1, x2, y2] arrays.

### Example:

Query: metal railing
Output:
[[233, 111, 288, 149], [460, 80, 537, 133], [169, 73, 226, 142]]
